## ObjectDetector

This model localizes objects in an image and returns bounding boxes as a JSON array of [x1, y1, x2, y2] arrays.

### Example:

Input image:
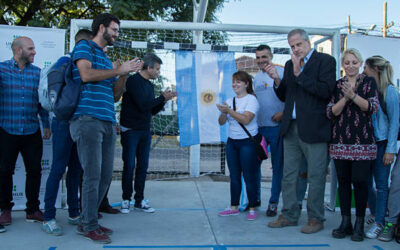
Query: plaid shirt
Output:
[[0, 58, 49, 135]]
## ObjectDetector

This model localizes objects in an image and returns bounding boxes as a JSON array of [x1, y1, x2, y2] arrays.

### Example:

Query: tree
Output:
[[0, 0, 225, 28]]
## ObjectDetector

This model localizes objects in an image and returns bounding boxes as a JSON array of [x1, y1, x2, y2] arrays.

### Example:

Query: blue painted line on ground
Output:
[[48, 247, 57, 250], [103, 243, 330, 249], [373, 246, 384, 250]]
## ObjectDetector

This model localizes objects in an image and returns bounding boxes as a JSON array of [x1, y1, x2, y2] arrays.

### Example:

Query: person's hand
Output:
[[162, 89, 177, 101], [272, 112, 283, 122], [43, 128, 51, 140], [383, 153, 395, 166], [216, 103, 230, 114], [112, 59, 121, 69], [117, 58, 143, 76], [291, 54, 302, 77], [264, 63, 280, 80], [342, 80, 355, 100]]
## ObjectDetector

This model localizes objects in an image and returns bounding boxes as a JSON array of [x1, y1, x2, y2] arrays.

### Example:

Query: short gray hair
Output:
[[142, 53, 162, 70], [287, 29, 309, 41]]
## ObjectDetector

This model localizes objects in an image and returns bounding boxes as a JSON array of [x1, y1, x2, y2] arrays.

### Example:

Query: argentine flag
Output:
[[176, 51, 236, 147]]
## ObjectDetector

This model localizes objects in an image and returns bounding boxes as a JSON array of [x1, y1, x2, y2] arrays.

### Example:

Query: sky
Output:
[[217, 0, 400, 30]]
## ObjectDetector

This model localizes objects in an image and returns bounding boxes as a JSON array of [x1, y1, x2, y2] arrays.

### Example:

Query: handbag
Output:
[[233, 97, 268, 161]]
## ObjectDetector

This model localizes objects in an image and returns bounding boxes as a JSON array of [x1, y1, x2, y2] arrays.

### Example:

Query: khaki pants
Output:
[[281, 120, 328, 223]]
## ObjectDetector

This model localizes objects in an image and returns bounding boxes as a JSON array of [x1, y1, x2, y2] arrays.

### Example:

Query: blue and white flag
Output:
[[176, 51, 236, 147]]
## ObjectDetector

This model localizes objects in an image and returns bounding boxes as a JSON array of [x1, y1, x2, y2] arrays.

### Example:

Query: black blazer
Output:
[[275, 50, 336, 143]]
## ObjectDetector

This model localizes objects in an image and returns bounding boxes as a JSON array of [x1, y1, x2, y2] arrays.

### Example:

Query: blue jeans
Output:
[[44, 118, 82, 221], [368, 141, 391, 225], [226, 137, 260, 208], [121, 129, 151, 205], [258, 126, 283, 204]]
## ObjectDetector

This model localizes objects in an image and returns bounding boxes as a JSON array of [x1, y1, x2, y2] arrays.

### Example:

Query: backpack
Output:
[[38, 40, 95, 120]]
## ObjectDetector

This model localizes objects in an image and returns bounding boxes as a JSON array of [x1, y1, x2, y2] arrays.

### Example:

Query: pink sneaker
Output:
[[218, 208, 239, 216], [247, 210, 257, 220]]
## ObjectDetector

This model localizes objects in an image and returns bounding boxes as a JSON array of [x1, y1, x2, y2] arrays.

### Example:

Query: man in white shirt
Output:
[[253, 45, 284, 217]]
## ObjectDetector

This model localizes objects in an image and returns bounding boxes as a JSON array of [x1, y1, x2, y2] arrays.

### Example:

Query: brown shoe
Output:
[[99, 224, 113, 235], [301, 218, 324, 234], [0, 210, 11, 226], [26, 210, 44, 223], [268, 215, 297, 228], [83, 228, 111, 244]]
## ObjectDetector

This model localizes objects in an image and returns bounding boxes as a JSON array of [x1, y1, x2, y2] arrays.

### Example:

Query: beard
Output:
[[21, 50, 34, 64], [103, 29, 114, 46]]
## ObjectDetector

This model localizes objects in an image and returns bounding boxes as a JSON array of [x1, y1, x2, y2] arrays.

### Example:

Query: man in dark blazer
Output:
[[265, 29, 336, 234]]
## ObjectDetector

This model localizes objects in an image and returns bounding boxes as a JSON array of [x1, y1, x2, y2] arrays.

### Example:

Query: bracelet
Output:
[[351, 93, 357, 101]]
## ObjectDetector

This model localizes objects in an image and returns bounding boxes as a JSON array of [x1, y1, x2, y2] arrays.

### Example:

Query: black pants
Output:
[[0, 128, 43, 213], [334, 159, 372, 217]]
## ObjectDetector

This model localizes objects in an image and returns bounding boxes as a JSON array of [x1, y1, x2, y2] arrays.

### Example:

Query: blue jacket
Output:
[[372, 84, 399, 153]]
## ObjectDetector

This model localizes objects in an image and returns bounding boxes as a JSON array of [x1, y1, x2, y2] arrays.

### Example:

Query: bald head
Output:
[[12, 36, 36, 66]]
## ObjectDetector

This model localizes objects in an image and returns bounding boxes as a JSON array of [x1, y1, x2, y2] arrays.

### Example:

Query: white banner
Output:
[[0, 25, 66, 210], [346, 34, 400, 87]]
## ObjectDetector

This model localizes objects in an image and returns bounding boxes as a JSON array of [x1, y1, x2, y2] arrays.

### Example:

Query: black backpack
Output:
[[48, 40, 95, 120]]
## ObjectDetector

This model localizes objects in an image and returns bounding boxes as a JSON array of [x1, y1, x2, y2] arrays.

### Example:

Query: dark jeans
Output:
[[258, 126, 283, 205], [0, 128, 43, 213], [334, 159, 372, 217], [226, 137, 260, 208], [44, 118, 82, 221], [121, 129, 151, 205]]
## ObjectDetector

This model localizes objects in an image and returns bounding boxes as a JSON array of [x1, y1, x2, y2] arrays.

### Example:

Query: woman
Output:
[[216, 71, 260, 221], [327, 48, 379, 241], [363, 56, 399, 239]]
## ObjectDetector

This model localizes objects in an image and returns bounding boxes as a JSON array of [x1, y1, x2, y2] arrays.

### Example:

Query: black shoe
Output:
[[332, 215, 353, 239], [244, 200, 261, 212], [266, 203, 277, 217], [0, 224, 5, 233], [99, 204, 120, 214], [351, 216, 365, 242]]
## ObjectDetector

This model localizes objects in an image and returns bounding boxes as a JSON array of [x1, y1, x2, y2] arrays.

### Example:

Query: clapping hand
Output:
[[342, 80, 355, 100], [216, 103, 230, 114], [291, 54, 302, 77]]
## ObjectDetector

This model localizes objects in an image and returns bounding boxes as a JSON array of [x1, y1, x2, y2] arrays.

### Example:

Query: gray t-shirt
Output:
[[253, 66, 284, 127]]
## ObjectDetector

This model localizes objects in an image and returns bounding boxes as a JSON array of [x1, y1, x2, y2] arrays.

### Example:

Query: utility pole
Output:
[[382, 1, 394, 37], [383, 1, 388, 37], [347, 16, 351, 34]]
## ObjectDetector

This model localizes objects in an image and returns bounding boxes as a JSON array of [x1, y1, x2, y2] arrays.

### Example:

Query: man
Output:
[[42, 29, 92, 236], [0, 37, 51, 226], [253, 45, 284, 217], [267, 29, 336, 234], [69, 13, 142, 244], [119, 53, 176, 214]]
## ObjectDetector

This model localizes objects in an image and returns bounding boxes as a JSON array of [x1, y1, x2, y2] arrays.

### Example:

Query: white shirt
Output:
[[226, 94, 259, 139]]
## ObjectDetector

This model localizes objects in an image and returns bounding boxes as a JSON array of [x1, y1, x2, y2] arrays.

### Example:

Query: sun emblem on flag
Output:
[[200, 90, 216, 105]]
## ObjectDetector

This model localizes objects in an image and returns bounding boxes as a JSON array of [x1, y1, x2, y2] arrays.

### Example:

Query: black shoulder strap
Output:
[[233, 97, 255, 140]]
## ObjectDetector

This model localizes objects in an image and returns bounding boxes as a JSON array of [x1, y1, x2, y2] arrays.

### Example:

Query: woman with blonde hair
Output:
[[363, 55, 399, 240], [327, 48, 379, 241]]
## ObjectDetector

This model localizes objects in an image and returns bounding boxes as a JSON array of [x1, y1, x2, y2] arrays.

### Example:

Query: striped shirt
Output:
[[71, 40, 116, 123], [0, 58, 49, 135]]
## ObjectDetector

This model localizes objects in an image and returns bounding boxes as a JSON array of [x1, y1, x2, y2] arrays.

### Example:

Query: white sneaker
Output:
[[365, 214, 375, 226], [120, 200, 130, 214], [365, 222, 383, 239], [134, 200, 155, 213]]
